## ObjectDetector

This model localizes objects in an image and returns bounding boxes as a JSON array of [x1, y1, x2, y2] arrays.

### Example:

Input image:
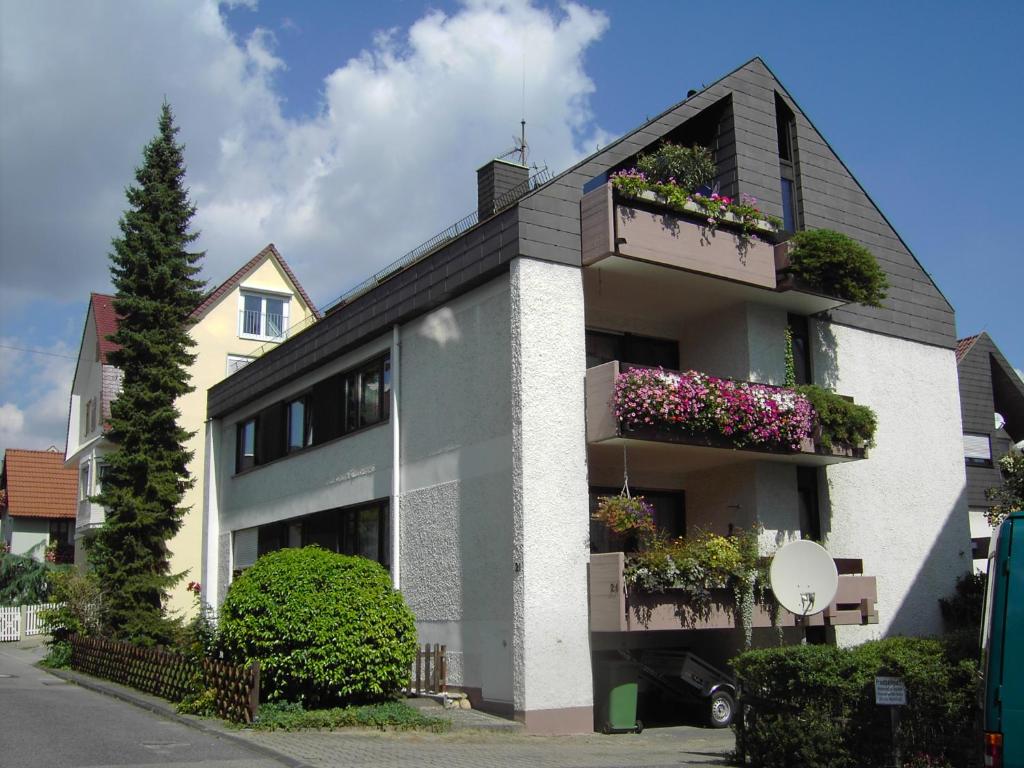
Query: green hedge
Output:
[[217, 547, 417, 707], [732, 637, 977, 768]]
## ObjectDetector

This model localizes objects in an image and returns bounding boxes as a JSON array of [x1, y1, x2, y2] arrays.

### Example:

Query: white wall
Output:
[[398, 275, 515, 704], [10, 518, 49, 560], [511, 257, 592, 729], [815, 322, 970, 643]]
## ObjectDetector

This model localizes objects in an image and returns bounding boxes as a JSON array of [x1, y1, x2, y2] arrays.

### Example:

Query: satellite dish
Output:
[[769, 540, 838, 617]]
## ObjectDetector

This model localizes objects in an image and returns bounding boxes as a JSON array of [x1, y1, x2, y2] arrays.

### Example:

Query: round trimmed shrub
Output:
[[218, 547, 416, 706], [785, 229, 889, 307]]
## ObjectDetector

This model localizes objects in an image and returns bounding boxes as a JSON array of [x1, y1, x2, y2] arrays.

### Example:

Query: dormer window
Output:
[[239, 291, 290, 341]]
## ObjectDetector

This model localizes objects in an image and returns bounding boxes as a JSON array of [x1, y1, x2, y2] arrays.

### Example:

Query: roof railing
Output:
[[242, 165, 552, 363]]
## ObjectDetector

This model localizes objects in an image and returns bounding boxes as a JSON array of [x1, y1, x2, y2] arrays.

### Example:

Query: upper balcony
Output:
[[590, 551, 879, 632], [580, 182, 846, 317], [586, 361, 869, 470]]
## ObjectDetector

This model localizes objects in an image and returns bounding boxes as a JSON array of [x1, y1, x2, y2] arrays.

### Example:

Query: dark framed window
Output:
[[236, 418, 256, 472], [589, 486, 685, 553], [301, 501, 390, 567], [287, 396, 311, 452], [797, 467, 821, 542], [776, 93, 800, 234], [787, 314, 812, 386], [586, 330, 679, 370], [234, 353, 391, 472]]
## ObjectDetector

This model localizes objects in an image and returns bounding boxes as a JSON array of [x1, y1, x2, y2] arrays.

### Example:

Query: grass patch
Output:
[[251, 700, 450, 733]]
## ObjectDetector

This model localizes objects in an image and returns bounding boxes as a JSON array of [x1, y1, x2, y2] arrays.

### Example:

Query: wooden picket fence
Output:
[[68, 635, 260, 723], [407, 643, 447, 695]]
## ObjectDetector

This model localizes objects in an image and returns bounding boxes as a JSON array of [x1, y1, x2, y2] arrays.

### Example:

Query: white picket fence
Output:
[[0, 603, 56, 641]]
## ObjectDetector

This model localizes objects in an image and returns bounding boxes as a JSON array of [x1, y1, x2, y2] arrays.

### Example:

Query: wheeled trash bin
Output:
[[595, 659, 643, 734]]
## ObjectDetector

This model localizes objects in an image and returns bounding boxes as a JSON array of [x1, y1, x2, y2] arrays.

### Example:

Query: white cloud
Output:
[[0, 0, 608, 317], [0, 0, 609, 441], [0, 340, 75, 455]]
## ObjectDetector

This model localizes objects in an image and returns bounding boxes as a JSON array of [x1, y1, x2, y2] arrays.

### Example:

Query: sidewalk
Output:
[[28, 645, 734, 768]]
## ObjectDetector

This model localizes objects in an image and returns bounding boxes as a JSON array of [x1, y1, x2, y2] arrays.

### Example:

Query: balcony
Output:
[[76, 499, 104, 534], [580, 182, 846, 316], [586, 362, 868, 470], [590, 552, 878, 632]]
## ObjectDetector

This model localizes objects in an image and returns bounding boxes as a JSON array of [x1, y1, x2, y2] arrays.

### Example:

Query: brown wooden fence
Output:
[[407, 643, 447, 695], [69, 635, 259, 723]]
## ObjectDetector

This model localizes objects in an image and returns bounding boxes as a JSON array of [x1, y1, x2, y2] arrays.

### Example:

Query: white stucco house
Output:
[[64, 245, 318, 614], [201, 59, 971, 733]]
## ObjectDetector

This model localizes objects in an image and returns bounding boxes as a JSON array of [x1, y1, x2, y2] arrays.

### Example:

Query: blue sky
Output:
[[1, 0, 1021, 452]]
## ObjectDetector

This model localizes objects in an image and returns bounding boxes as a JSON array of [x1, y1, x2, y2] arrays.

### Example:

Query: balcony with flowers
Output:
[[580, 143, 888, 319], [588, 499, 878, 635], [586, 362, 875, 468]]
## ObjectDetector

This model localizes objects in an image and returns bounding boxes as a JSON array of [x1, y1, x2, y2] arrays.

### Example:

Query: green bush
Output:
[[784, 229, 889, 307], [797, 385, 878, 449], [39, 568, 103, 668], [635, 142, 716, 191], [732, 637, 978, 768], [217, 547, 417, 707]]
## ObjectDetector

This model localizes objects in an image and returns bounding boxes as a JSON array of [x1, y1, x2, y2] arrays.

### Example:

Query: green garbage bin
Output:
[[596, 659, 642, 733]]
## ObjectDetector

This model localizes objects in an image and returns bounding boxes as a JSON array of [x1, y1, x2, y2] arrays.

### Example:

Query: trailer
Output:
[[622, 649, 737, 728]]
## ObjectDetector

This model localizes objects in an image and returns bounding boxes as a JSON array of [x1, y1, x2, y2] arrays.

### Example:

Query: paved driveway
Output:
[[237, 723, 734, 768]]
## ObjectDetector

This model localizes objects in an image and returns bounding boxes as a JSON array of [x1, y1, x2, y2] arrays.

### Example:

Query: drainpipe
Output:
[[391, 324, 401, 589]]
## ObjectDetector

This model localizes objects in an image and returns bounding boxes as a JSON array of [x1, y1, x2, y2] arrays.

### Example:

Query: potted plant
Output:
[[776, 229, 888, 306]]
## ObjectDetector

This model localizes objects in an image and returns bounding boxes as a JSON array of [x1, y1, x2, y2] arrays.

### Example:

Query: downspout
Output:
[[391, 324, 401, 589], [201, 418, 219, 608]]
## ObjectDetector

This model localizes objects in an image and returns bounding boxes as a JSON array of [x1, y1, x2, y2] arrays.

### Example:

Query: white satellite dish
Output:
[[769, 540, 838, 617]]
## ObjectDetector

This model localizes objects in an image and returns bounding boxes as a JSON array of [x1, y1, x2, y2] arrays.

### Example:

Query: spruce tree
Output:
[[90, 103, 205, 644]]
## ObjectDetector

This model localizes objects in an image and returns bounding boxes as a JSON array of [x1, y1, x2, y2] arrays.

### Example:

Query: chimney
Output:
[[477, 158, 529, 221]]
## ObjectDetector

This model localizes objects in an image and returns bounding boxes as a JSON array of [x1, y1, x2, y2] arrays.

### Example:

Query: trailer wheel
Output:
[[635, 719, 643, 734], [708, 690, 734, 728]]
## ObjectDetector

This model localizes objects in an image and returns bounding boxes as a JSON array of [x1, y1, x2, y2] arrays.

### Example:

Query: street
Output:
[[0, 641, 735, 768], [0, 643, 283, 768]]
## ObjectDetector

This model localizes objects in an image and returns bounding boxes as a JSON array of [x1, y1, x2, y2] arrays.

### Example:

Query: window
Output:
[[226, 354, 255, 375], [585, 330, 679, 370], [234, 353, 391, 472], [251, 501, 391, 568], [964, 433, 993, 467], [236, 418, 256, 472], [787, 314, 812, 386], [239, 291, 290, 341], [287, 397, 311, 452], [797, 467, 821, 541], [776, 93, 800, 234], [79, 462, 90, 501], [589, 487, 685, 553], [95, 461, 108, 495]]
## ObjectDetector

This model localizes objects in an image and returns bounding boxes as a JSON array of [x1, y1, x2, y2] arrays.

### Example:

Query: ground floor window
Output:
[[247, 500, 390, 569]]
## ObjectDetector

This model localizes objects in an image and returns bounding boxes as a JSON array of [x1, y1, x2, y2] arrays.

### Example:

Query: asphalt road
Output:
[[0, 643, 284, 768]]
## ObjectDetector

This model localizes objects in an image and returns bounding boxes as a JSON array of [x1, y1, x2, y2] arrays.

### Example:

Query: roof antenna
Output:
[[500, 44, 530, 167]]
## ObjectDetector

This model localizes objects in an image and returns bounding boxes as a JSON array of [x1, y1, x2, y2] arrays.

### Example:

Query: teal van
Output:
[[982, 509, 1024, 768]]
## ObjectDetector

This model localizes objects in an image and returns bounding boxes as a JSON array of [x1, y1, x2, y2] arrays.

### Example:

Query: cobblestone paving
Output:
[[239, 726, 734, 768]]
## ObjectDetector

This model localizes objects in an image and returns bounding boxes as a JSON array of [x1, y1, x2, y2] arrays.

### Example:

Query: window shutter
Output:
[[233, 528, 258, 570], [963, 433, 991, 461]]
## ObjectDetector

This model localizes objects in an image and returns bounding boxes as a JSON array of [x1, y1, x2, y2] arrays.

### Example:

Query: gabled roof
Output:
[[955, 335, 979, 363], [91, 292, 121, 364], [189, 243, 321, 323], [958, 332, 1024, 442], [1, 448, 77, 519]]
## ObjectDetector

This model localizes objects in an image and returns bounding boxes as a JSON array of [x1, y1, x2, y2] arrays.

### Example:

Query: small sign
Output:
[[874, 676, 907, 706]]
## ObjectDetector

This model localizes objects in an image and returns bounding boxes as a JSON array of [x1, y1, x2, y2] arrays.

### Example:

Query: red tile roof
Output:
[[956, 335, 979, 364], [1, 449, 77, 519], [91, 293, 121, 364], [189, 243, 321, 322]]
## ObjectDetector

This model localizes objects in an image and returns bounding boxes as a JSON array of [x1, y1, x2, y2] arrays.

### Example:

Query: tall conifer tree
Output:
[[91, 103, 205, 643]]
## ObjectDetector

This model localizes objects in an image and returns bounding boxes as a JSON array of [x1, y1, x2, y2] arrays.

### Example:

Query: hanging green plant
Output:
[[593, 495, 657, 538], [781, 229, 889, 306]]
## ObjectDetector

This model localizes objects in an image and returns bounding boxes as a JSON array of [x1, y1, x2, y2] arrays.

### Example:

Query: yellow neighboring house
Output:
[[65, 244, 319, 615]]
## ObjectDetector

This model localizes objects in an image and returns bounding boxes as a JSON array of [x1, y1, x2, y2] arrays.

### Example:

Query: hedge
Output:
[[732, 637, 977, 768]]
